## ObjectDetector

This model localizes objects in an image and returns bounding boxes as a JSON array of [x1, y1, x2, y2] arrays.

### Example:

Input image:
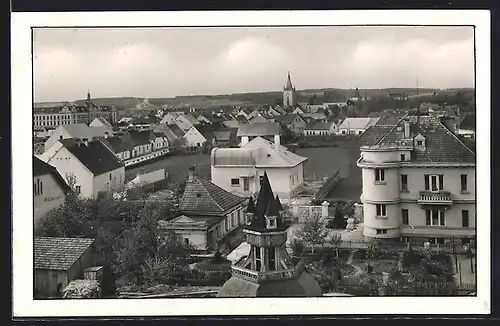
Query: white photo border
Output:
[[11, 10, 491, 317]]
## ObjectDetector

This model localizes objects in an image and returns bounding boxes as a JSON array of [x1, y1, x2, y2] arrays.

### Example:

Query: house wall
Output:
[[338, 127, 366, 136], [184, 127, 207, 147], [44, 126, 75, 152], [93, 167, 126, 198], [360, 150, 476, 240], [153, 136, 169, 150], [131, 143, 152, 157], [286, 116, 306, 135], [33, 173, 67, 230], [174, 229, 208, 251], [211, 166, 258, 197], [47, 146, 95, 198]]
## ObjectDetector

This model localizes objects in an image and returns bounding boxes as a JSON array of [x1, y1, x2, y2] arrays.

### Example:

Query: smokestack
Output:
[[188, 166, 196, 182], [274, 134, 281, 148], [403, 121, 410, 139]]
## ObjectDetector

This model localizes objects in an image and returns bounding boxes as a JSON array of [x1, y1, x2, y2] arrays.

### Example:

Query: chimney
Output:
[[403, 121, 410, 139], [274, 134, 281, 148], [241, 136, 249, 147], [75, 138, 81, 146], [187, 166, 196, 182], [104, 132, 109, 139], [82, 138, 89, 146]]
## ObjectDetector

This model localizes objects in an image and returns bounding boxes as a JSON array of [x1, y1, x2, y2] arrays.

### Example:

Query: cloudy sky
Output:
[[33, 26, 474, 103]]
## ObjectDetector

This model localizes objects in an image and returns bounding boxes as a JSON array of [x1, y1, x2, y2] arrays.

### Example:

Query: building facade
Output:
[[357, 115, 476, 245]]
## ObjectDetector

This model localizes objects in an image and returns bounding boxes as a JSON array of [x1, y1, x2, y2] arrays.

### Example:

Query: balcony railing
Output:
[[418, 191, 453, 205], [231, 261, 304, 282]]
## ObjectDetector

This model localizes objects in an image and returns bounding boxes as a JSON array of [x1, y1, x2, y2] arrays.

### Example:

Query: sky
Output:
[[33, 26, 475, 103]]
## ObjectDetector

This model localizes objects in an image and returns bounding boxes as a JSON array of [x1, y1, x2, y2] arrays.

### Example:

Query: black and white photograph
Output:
[[12, 10, 491, 317]]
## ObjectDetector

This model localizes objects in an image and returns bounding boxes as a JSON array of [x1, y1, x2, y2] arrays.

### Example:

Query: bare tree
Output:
[[293, 211, 329, 254]]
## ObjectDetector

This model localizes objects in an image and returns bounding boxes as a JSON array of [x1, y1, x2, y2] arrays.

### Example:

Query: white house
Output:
[[159, 166, 246, 252], [211, 135, 308, 199], [357, 115, 476, 245], [41, 138, 125, 199], [304, 122, 337, 136], [44, 124, 113, 152], [183, 125, 214, 147], [337, 117, 380, 136], [33, 156, 72, 229], [237, 122, 282, 146]]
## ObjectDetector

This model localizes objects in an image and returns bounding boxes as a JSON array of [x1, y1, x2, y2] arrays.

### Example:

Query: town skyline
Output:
[[34, 26, 475, 103]]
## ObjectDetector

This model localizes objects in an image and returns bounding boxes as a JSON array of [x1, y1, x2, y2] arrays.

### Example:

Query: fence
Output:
[[334, 280, 476, 296]]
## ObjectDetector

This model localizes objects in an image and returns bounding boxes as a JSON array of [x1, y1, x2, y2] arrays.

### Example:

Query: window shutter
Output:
[[424, 175, 429, 191], [425, 210, 431, 225], [439, 175, 444, 190], [440, 211, 445, 226]]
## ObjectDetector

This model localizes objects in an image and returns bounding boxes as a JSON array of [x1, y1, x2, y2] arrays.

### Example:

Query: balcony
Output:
[[418, 191, 453, 205], [231, 260, 304, 283]]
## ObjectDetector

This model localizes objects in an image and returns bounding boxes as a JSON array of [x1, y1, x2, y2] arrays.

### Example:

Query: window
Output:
[[34, 178, 43, 196], [402, 209, 409, 225], [255, 247, 262, 271], [426, 210, 445, 226], [462, 210, 470, 227], [417, 140, 423, 146], [428, 238, 444, 245], [401, 174, 408, 191], [424, 174, 444, 191], [109, 173, 112, 181], [461, 174, 468, 192], [231, 178, 240, 186], [376, 229, 387, 235], [259, 175, 264, 185], [243, 177, 250, 191], [269, 218, 275, 227], [400, 154, 405, 161], [59, 135, 63, 140], [75, 185, 81, 194], [342, 130, 346, 135], [184, 238, 189, 246], [268, 247, 276, 271], [375, 168, 385, 182], [376, 204, 387, 217]]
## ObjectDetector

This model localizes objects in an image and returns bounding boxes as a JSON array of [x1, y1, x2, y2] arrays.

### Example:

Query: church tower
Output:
[[217, 172, 322, 297], [283, 71, 296, 108]]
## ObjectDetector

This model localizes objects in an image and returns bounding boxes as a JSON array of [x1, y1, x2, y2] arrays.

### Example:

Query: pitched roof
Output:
[[100, 135, 135, 153], [235, 115, 248, 123], [246, 196, 256, 213], [284, 71, 294, 90], [179, 169, 245, 216], [34, 237, 95, 270], [33, 157, 72, 193], [60, 138, 124, 175], [274, 113, 304, 124], [214, 128, 237, 142], [275, 195, 284, 211], [305, 122, 332, 130], [369, 115, 475, 163], [338, 117, 380, 130], [212, 137, 308, 167], [128, 130, 154, 146], [194, 125, 215, 141], [90, 117, 112, 128], [61, 124, 113, 139], [237, 122, 281, 137], [458, 113, 475, 131], [167, 124, 186, 137], [359, 125, 395, 146]]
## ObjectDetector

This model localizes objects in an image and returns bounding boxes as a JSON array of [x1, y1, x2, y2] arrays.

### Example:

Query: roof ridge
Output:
[[197, 177, 229, 211], [376, 114, 409, 145]]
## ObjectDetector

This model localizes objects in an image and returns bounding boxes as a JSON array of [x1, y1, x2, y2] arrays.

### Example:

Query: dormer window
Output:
[[266, 216, 277, 229], [414, 133, 426, 151]]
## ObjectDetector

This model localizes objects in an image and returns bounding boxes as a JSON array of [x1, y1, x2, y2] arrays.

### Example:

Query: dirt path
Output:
[[346, 249, 364, 277]]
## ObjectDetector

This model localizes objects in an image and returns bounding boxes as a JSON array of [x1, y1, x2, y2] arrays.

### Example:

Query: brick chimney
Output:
[[274, 134, 281, 148], [403, 121, 411, 139]]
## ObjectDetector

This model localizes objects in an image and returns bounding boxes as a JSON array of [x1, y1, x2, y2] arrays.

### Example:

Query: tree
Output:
[[293, 211, 329, 254], [332, 205, 346, 229], [328, 233, 342, 258]]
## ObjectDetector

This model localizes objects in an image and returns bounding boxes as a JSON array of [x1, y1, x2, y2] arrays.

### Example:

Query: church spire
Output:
[[285, 71, 294, 90], [87, 90, 91, 101]]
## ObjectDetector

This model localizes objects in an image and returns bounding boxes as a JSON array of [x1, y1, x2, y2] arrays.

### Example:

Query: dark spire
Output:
[[285, 71, 294, 90], [266, 196, 280, 217], [354, 87, 361, 99], [246, 196, 256, 214], [250, 172, 275, 229], [87, 90, 91, 101], [275, 195, 284, 211]]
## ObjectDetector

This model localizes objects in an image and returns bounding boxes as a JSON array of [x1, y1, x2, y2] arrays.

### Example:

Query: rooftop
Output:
[[179, 169, 246, 216], [237, 122, 281, 137], [60, 138, 124, 175], [338, 117, 380, 130], [34, 237, 95, 271], [274, 113, 303, 124]]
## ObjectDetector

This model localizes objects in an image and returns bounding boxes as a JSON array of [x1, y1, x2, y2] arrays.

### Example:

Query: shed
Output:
[[34, 237, 96, 298]]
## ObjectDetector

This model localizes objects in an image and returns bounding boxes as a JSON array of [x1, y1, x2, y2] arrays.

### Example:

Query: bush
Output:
[[290, 238, 305, 257]]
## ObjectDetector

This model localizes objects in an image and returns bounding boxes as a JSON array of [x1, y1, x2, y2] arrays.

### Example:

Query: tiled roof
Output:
[[100, 135, 135, 153], [359, 125, 395, 146], [179, 170, 245, 216], [34, 237, 95, 270], [167, 124, 186, 138], [129, 130, 154, 146], [90, 117, 112, 128], [243, 137, 308, 167], [214, 128, 237, 142], [458, 113, 475, 131], [33, 156, 72, 193], [237, 122, 281, 137], [374, 115, 476, 163], [235, 115, 248, 123], [305, 122, 331, 131], [274, 113, 302, 124], [194, 125, 216, 141], [60, 138, 124, 175]]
